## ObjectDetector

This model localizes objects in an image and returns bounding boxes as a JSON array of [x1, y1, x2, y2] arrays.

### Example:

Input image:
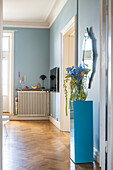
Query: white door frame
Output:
[[3, 31, 14, 114], [107, 0, 113, 169], [60, 16, 76, 131], [0, 0, 3, 169], [100, 0, 107, 168], [100, 0, 113, 169]]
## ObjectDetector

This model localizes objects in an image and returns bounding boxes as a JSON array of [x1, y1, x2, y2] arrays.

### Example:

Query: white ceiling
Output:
[[3, 0, 67, 28]]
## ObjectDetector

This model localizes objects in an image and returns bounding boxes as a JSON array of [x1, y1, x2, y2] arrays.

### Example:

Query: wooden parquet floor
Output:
[[3, 121, 101, 170]]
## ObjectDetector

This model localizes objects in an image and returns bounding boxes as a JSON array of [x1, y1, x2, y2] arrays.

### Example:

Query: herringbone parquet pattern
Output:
[[3, 121, 100, 170]]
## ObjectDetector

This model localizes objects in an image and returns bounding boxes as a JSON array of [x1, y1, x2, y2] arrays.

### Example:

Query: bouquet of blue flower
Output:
[[63, 64, 90, 116]]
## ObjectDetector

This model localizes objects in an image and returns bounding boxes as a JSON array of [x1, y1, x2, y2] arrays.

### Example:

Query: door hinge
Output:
[[105, 141, 108, 153]]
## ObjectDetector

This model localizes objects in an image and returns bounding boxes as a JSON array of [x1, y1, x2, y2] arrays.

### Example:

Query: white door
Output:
[[2, 35, 10, 112]]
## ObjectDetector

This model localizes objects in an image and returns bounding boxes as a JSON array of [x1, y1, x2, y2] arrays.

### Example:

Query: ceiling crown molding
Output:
[[47, 0, 68, 27], [3, 0, 67, 29], [3, 21, 50, 29]]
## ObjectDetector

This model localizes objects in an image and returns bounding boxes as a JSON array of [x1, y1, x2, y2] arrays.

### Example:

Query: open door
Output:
[[60, 16, 77, 132], [2, 32, 14, 114], [2, 34, 10, 113]]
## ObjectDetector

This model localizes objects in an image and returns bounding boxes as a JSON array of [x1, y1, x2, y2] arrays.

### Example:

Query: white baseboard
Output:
[[9, 116, 49, 121], [94, 147, 100, 164], [49, 116, 60, 130]]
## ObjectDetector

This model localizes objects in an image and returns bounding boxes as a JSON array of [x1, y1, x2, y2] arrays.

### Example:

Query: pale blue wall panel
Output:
[[4, 27, 50, 113]]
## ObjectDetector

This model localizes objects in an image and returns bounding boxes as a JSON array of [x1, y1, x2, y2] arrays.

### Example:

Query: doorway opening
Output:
[[2, 31, 14, 114], [60, 16, 77, 132]]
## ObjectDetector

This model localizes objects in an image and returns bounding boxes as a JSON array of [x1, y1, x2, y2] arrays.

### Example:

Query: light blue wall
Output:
[[50, 0, 100, 151], [78, 0, 100, 151], [4, 27, 50, 113], [50, 0, 77, 122], [3, 0, 100, 152]]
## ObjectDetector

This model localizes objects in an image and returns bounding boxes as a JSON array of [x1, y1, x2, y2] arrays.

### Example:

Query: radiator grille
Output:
[[18, 91, 49, 116]]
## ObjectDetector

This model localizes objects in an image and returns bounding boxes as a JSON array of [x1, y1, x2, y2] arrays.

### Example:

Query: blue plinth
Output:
[[70, 101, 93, 163]]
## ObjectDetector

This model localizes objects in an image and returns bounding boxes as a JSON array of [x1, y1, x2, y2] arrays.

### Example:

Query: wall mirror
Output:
[[82, 27, 95, 88]]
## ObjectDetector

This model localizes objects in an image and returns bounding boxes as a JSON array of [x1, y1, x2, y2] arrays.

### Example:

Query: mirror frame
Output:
[[82, 27, 96, 88]]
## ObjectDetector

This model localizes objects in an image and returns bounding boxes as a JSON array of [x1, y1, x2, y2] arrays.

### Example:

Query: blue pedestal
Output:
[[70, 101, 93, 163]]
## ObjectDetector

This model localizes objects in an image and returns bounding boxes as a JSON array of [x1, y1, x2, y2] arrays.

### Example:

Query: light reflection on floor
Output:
[[3, 121, 100, 170], [70, 160, 100, 170]]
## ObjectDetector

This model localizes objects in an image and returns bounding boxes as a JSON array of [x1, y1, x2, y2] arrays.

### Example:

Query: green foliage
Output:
[[63, 79, 69, 116], [63, 65, 90, 116], [73, 84, 87, 101], [64, 79, 87, 116]]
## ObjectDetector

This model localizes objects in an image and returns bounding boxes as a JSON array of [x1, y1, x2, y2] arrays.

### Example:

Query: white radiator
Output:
[[17, 91, 49, 116]]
